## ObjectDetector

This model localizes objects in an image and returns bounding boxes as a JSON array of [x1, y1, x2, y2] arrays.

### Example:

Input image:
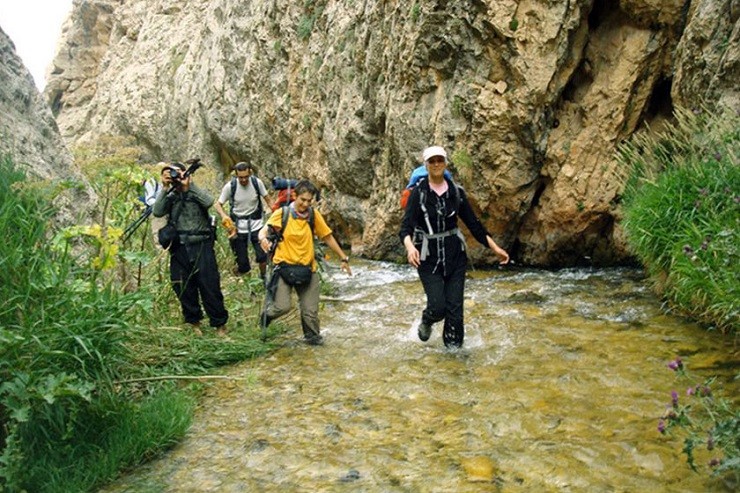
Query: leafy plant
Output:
[[451, 149, 473, 171], [0, 151, 278, 492], [658, 358, 739, 484], [618, 105, 739, 332], [410, 2, 421, 23]]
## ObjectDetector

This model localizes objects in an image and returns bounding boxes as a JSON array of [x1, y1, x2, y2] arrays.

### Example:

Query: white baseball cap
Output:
[[422, 146, 447, 163]]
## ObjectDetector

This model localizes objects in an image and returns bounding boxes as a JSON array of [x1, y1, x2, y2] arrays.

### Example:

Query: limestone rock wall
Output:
[[45, 0, 739, 266], [0, 27, 94, 223], [0, 28, 73, 179]]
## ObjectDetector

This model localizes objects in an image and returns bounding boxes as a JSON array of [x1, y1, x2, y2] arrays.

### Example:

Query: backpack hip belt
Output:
[[416, 227, 466, 261]]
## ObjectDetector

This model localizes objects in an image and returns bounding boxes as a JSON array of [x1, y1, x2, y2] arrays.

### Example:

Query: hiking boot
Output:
[[305, 335, 324, 346], [417, 321, 432, 342], [188, 321, 203, 336]]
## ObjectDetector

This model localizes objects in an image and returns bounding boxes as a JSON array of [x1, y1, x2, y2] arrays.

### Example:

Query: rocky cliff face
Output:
[[45, 0, 739, 266], [0, 29, 73, 179], [0, 27, 93, 223]]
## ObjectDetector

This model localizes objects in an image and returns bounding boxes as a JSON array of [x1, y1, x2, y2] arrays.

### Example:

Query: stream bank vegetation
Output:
[[618, 103, 738, 484], [0, 148, 286, 492], [618, 104, 738, 334]]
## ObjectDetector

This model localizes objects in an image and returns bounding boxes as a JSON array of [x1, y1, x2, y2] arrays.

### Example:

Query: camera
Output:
[[167, 158, 202, 187]]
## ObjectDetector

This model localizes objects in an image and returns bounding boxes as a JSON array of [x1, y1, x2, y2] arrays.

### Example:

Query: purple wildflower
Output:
[[671, 390, 679, 408], [709, 458, 721, 468], [713, 152, 722, 161], [687, 386, 696, 396], [699, 386, 712, 397], [667, 358, 683, 371], [658, 419, 666, 434]]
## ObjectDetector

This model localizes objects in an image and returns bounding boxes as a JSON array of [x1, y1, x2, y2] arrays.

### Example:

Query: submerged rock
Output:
[[461, 455, 496, 483]]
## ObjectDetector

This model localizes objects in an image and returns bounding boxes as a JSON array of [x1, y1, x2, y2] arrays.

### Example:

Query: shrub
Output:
[[0, 152, 273, 492], [618, 105, 739, 332]]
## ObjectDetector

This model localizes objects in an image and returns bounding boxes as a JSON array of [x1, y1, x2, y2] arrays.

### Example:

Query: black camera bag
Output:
[[158, 198, 184, 249], [158, 223, 178, 249]]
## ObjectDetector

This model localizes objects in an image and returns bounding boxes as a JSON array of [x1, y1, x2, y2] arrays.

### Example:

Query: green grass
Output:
[[0, 154, 284, 492], [618, 105, 739, 333]]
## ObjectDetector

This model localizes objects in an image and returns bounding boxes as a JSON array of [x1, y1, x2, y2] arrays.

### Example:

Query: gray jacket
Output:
[[153, 184, 214, 244]]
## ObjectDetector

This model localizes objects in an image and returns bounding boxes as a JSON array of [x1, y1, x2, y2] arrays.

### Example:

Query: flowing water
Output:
[[102, 261, 738, 492]]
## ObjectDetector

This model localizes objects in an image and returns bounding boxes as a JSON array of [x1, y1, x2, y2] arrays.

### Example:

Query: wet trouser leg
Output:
[[193, 241, 229, 327], [247, 230, 268, 276], [230, 233, 251, 273], [266, 276, 293, 320], [265, 272, 321, 341], [418, 256, 466, 347], [296, 272, 321, 341], [170, 245, 203, 324]]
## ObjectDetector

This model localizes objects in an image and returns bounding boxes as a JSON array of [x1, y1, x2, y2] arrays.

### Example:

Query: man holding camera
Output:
[[214, 162, 274, 280], [153, 161, 229, 336]]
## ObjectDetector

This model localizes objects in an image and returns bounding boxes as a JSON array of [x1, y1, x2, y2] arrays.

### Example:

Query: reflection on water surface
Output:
[[102, 262, 738, 492]]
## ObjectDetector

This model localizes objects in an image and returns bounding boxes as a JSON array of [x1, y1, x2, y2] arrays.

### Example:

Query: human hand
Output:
[[222, 217, 237, 238], [407, 247, 420, 268], [494, 245, 510, 265], [259, 237, 272, 253]]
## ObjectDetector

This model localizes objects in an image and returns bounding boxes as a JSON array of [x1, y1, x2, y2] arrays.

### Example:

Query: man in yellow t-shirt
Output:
[[258, 180, 352, 345]]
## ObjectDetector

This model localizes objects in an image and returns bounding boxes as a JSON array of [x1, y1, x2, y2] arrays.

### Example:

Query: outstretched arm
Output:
[[321, 234, 352, 275], [486, 235, 510, 264]]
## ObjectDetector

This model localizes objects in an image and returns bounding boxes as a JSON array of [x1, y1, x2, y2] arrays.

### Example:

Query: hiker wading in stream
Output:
[[258, 180, 352, 345], [399, 146, 509, 348]]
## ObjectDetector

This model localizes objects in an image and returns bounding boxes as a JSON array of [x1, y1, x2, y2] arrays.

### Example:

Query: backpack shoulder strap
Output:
[[281, 205, 289, 232], [251, 176, 263, 216], [452, 180, 463, 212], [229, 177, 237, 211], [280, 205, 315, 234]]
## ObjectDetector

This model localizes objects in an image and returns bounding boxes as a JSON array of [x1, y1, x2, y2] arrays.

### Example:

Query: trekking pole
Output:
[[122, 206, 153, 244], [260, 231, 280, 341]]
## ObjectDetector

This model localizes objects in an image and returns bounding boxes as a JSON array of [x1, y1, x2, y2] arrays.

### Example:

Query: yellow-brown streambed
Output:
[[101, 262, 738, 492]]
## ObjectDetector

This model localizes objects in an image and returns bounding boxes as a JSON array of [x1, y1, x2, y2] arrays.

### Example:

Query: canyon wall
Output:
[[44, 0, 739, 265]]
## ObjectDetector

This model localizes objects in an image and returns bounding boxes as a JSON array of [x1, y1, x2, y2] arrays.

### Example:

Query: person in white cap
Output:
[[399, 145, 509, 348]]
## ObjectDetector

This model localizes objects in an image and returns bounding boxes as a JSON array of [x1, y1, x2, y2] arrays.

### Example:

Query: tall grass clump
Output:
[[618, 105, 739, 333], [1, 138, 288, 491], [0, 155, 194, 492]]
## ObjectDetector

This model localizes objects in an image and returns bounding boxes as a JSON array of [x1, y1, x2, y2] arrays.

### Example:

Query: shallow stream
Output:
[[102, 261, 738, 492]]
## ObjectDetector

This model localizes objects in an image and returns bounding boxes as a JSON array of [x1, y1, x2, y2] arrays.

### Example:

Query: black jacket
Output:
[[399, 177, 490, 270]]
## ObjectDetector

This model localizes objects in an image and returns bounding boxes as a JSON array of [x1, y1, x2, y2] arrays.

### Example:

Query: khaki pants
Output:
[[266, 271, 321, 340]]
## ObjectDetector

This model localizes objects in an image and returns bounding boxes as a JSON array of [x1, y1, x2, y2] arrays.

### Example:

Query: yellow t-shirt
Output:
[[267, 207, 332, 271]]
